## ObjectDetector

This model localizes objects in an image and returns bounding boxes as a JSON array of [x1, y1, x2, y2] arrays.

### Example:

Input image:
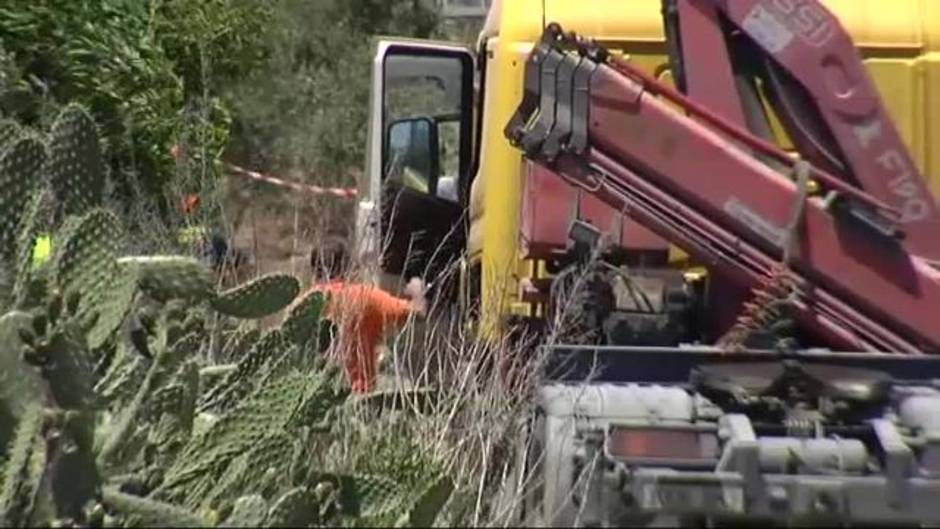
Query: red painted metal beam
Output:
[[676, 0, 750, 128], [711, 0, 940, 262], [603, 55, 899, 219], [557, 150, 921, 353], [583, 63, 940, 352]]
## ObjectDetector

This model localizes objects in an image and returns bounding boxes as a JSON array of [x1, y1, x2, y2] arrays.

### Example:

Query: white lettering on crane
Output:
[[852, 119, 883, 149], [849, 117, 930, 223], [875, 150, 930, 222], [770, 0, 835, 47], [742, 5, 795, 54]]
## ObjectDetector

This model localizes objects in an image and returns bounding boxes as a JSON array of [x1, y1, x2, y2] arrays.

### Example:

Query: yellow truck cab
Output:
[[358, 0, 940, 336]]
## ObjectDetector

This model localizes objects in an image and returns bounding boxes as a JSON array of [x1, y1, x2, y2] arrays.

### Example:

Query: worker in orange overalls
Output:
[[301, 236, 426, 393]]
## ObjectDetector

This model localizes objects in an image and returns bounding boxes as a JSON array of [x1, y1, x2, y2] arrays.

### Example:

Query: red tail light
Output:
[[607, 427, 719, 464]]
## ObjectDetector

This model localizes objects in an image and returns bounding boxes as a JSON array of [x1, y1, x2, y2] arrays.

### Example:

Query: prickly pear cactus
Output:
[[395, 475, 454, 528], [264, 486, 318, 528], [120, 256, 215, 303], [221, 326, 261, 362], [335, 474, 408, 519], [0, 99, 458, 527], [0, 119, 21, 149], [42, 408, 100, 522], [46, 105, 104, 219], [11, 189, 46, 308], [146, 361, 199, 449], [52, 209, 118, 293], [0, 136, 46, 259], [93, 341, 147, 407], [203, 431, 296, 509], [198, 330, 288, 414], [0, 403, 46, 527], [52, 208, 131, 347], [98, 332, 201, 470], [100, 487, 206, 528], [161, 369, 342, 507], [88, 266, 139, 350], [0, 310, 45, 418], [224, 495, 268, 527], [280, 290, 327, 347], [2, 294, 101, 526], [212, 273, 300, 319], [19, 293, 97, 411]]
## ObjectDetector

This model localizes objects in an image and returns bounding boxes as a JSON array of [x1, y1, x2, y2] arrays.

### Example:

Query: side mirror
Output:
[[384, 117, 440, 194]]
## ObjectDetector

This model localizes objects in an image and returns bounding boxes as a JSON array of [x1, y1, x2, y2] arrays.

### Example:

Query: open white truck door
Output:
[[359, 39, 475, 296]]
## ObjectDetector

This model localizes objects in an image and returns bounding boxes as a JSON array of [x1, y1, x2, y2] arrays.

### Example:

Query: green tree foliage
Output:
[[225, 0, 441, 188], [0, 0, 270, 219], [0, 0, 441, 232]]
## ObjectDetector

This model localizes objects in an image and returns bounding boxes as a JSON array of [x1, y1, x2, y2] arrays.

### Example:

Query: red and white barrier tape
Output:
[[224, 163, 358, 199], [170, 144, 357, 199]]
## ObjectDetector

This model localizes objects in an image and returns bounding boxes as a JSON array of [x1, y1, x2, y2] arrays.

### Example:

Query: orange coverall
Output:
[[314, 280, 414, 393]]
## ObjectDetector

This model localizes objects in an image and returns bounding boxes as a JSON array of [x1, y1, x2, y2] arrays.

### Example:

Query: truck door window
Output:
[[383, 53, 469, 203]]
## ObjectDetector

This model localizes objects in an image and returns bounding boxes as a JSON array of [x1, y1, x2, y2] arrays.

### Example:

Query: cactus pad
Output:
[[93, 342, 146, 407], [265, 486, 317, 528], [164, 370, 337, 503], [98, 331, 201, 469], [198, 364, 235, 389], [87, 266, 139, 350], [224, 495, 268, 527], [396, 475, 454, 527], [335, 474, 407, 519], [280, 290, 327, 346], [100, 487, 205, 528], [11, 189, 45, 307], [212, 274, 300, 319], [0, 311, 45, 418], [198, 330, 286, 414], [53, 209, 122, 315], [0, 137, 46, 259], [0, 403, 46, 527], [50, 209, 138, 347], [119, 256, 215, 303], [0, 119, 21, 150], [204, 431, 295, 508], [221, 326, 261, 362], [46, 105, 104, 218]]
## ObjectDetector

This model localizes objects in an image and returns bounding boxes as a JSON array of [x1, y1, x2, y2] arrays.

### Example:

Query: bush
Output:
[[224, 0, 442, 188]]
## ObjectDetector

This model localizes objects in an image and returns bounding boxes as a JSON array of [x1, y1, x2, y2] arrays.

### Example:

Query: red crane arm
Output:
[[505, 25, 940, 354], [707, 0, 940, 262]]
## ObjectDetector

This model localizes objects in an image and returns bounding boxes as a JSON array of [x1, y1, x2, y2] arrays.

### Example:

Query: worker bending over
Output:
[[301, 236, 426, 393]]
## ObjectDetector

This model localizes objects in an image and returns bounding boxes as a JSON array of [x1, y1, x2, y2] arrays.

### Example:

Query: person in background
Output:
[[177, 193, 246, 274], [298, 235, 426, 393]]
